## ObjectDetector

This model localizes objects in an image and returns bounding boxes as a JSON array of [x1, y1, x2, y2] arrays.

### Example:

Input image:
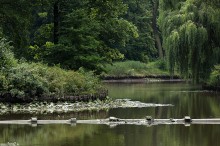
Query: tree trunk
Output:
[[152, 0, 163, 58], [54, 1, 60, 44]]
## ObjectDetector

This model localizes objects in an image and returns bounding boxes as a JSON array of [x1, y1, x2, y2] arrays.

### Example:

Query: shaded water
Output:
[[1, 82, 220, 146]]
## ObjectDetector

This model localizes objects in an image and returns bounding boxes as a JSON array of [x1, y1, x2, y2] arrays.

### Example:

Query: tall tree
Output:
[[53, 0, 60, 44], [158, 0, 220, 82], [30, 0, 138, 71], [0, 0, 32, 57], [152, 0, 163, 58], [121, 0, 157, 62]]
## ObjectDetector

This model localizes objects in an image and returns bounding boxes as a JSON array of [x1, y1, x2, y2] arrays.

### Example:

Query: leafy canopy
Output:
[[159, 0, 220, 82]]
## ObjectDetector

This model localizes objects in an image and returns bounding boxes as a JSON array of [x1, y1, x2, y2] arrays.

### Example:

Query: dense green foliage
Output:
[[103, 60, 169, 77], [28, 0, 138, 71], [0, 0, 32, 56], [0, 0, 219, 85], [0, 0, 163, 72], [0, 38, 101, 99], [158, 0, 220, 82], [208, 65, 220, 87], [120, 0, 157, 62]]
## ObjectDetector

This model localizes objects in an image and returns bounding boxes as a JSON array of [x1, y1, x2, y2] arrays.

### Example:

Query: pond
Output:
[[0, 82, 220, 146]]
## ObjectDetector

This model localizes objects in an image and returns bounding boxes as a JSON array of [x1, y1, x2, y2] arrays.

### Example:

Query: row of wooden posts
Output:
[[1, 116, 220, 127]]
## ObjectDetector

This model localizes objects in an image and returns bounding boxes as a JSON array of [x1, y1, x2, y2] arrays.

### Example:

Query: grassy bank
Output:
[[102, 60, 179, 79], [0, 38, 104, 102]]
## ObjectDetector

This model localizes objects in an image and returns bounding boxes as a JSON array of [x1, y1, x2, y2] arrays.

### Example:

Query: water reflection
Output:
[[0, 124, 220, 146], [106, 82, 220, 118], [0, 82, 220, 146], [0, 110, 109, 121]]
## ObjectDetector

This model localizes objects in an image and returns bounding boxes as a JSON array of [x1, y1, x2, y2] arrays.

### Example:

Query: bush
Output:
[[3, 63, 101, 98], [208, 65, 220, 86], [0, 38, 102, 99], [6, 63, 50, 98], [0, 38, 17, 70], [0, 72, 8, 91], [147, 59, 167, 70], [154, 59, 167, 70]]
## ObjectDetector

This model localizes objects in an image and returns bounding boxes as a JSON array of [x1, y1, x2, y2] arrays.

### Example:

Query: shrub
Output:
[[0, 38, 102, 99], [3, 63, 101, 98], [147, 59, 167, 70], [0, 38, 17, 70], [0, 72, 8, 91], [208, 65, 220, 86], [6, 63, 50, 98]]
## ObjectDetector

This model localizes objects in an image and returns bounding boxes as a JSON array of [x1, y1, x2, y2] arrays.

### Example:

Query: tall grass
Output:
[[103, 60, 169, 77]]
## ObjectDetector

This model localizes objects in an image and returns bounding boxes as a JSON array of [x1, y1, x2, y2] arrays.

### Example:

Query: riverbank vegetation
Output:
[[0, 0, 219, 101], [102, 60, 175, 78], [159, 0, 220, 83], [0, 38, 103, 101], [205, 65, 220, 90]]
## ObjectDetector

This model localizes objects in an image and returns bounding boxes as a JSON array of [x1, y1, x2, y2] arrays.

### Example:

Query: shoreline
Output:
[[101, 75, 181, 80], [103, 78, 185, 83], [0, 90, 108, 103], [0, 77, 186, 103], [202, 85, 220, 92], [0, 99, 173, 115], [102, 75, 185, 83]]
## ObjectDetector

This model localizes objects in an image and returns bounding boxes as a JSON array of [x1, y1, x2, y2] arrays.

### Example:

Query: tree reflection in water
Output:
[[0, 83, 220, 146]]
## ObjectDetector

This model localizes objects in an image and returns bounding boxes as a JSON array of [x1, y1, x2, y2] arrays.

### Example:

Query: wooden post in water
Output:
[[184, 116, 192, 126], [31, 117, 38, 127], [146, 116, 154, 124], [184, 116, 192, 123], [0, 116, 220, 127], [31, 117, 37, 123]]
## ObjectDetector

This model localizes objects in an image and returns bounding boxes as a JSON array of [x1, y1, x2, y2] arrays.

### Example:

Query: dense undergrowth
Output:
[[208, 65, 220, 87], [102, 60, 172, 78], [0, 38, 102, 99]]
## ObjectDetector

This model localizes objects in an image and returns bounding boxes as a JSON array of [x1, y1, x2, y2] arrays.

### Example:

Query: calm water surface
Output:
[[1, 82, 220, 146]]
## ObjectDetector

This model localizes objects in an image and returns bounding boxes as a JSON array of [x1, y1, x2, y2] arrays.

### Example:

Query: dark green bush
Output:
[[150, 59, 167, 70], [0, 38, 17, 70], [208, 65, 220, 86], [0, 38, 102, 99]]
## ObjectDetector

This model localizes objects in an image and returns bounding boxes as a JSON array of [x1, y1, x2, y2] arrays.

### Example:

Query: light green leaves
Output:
[[0, 38, 17, 70], [159, 0, 220, 82]]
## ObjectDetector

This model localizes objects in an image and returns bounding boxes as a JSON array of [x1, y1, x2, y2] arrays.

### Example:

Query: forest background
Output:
[[0, 0, 220, 99]]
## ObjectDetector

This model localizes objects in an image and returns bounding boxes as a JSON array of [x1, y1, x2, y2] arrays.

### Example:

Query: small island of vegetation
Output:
[[0, 38, 106, 103]]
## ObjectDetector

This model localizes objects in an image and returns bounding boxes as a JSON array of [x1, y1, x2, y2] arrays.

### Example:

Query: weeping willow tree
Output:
[[158, 0, 220, 82]]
